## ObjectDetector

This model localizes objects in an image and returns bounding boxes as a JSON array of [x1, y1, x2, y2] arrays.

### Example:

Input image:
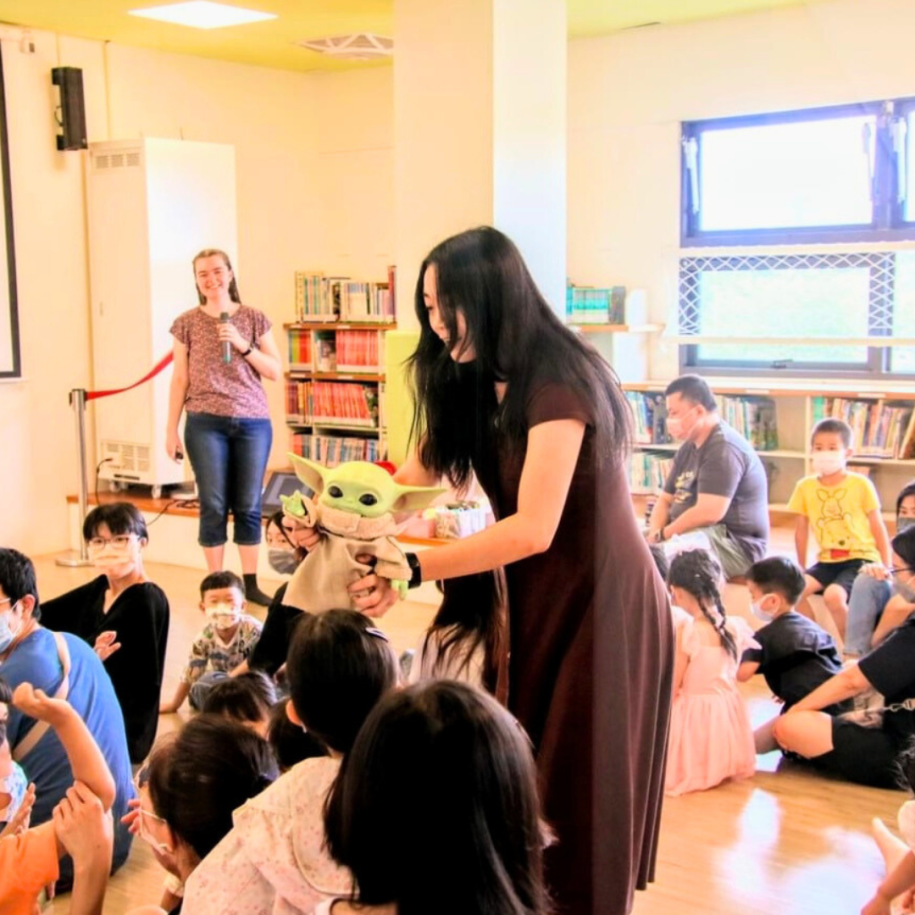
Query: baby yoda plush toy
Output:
[[281, 454, 445, 614]]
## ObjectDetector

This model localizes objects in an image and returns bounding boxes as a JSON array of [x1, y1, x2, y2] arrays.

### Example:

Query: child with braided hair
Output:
[[665, 548, 759, 795]]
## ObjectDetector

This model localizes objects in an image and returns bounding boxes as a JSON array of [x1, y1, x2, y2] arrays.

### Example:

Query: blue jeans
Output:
[[184, 413, 272, 547], [189, 670, 230, 710], [844, 573, 892, 657]]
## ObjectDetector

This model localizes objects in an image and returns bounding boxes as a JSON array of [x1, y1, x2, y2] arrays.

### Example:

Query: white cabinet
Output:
[[85, 138, 237, 492]]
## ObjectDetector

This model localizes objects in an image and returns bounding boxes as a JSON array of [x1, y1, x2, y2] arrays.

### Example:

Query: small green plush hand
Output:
[[392, 579, 408, 600], [281, 491, 308, 519]]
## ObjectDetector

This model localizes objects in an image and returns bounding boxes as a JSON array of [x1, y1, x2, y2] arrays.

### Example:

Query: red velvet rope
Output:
[[85, 352, 174, 401]]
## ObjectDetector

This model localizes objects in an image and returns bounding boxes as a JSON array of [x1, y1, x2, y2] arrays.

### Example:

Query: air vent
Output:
[[101, 441, 150, 473], [91, 149, 142, 171], [296, 33, 393, 61]]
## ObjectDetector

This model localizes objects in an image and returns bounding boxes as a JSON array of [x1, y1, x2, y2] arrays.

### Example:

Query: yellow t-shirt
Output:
[[787, 472, 881, 563]]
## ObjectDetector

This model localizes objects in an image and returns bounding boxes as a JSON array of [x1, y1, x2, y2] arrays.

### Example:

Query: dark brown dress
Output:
[[483, 383, 673, 915]]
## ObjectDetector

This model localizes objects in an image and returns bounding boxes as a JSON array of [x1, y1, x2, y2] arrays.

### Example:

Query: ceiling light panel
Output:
[[129, 1, 277, 30]]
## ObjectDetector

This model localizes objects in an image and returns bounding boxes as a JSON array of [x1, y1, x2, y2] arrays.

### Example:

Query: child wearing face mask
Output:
[[0, 678, 32, 840], [40, 502, 170, 764], [737, 556, 848, 754], [159, 571, 262, 714], [787, 419, 891, 641]]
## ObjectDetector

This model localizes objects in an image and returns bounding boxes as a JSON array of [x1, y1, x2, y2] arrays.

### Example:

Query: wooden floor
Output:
[[30, 539, 906, 915]]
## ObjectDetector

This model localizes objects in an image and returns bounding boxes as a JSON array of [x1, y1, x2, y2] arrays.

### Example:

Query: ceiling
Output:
[[0, 0, 832, 72]]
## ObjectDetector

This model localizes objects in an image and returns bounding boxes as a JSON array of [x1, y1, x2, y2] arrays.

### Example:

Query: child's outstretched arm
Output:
[[11, 684, 115, 812], [868, 508, 892, 568], [159, 680, 190, 714]]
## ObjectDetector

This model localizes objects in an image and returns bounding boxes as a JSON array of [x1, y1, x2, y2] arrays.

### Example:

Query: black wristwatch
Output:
[[405, 552, 423, 589], [241, 345, 254, 357]]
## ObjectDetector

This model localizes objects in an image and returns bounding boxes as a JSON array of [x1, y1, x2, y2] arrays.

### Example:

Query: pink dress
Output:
[[665, 616, 757, 796]]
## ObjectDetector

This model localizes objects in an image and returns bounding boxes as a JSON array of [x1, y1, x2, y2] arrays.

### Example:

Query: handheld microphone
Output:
[[219, 311, 232, 364]]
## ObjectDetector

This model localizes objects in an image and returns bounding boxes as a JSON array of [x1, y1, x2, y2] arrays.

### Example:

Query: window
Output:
[[682, 101, 914, 246], [678, 99, 915, 377], [678, 253, 896, 373]]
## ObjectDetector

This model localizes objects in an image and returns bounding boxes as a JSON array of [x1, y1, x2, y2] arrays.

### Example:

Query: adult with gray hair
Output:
[[648, 373, 770, 578]]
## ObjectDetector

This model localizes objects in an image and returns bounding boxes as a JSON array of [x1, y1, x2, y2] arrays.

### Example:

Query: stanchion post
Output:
[[57, 388, 93, 568]]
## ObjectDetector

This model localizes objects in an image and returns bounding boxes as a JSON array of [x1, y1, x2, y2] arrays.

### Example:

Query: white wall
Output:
[[0, 31, 392, 555], [567, 0, 915, 379]]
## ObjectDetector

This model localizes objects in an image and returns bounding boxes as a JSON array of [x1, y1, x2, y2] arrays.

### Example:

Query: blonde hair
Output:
[[193, 248, 241, 305]]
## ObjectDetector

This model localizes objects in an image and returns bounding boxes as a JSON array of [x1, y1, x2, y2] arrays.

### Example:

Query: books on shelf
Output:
[[287, 329, 312, 369], [812, 397, 915, 459], [718, 396, 779, 451], [566, 282, 627, 325], [310, 329, 384, 373], [625, 390, 778, 452], [294, 272, 395, 323], [290, 432, 383, 466], [629, 451, 674, 495], [285, 380, 379, 428], [626, 391, 672, 445]]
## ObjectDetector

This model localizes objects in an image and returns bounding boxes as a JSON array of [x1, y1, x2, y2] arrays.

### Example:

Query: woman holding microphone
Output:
[[166, 249, 281, 605]]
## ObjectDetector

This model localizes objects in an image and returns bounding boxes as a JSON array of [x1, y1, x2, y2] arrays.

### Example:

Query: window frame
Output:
[[680, 100, 915, 248], [677, 251, 913, 379]]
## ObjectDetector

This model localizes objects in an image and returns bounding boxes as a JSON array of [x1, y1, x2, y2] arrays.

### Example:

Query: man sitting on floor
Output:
[[647, 374, 770, 579]]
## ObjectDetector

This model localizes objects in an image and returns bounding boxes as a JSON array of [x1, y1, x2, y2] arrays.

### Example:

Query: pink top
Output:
[[171, 304, 272, 419], [183, 756, 349, 915]]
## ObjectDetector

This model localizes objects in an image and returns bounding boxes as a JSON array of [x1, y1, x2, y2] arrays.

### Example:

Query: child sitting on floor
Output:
[[665, 549, 758, 796], [201, 671, 276, 737], [788, 418, 891, 641], [738, 556, 848, 753], [159, 571, 262, 714], [0, 681, 116, 915], [182, 609, 399, 915]]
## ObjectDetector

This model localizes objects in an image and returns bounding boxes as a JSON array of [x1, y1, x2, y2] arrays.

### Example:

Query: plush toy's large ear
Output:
[[288, 453, 329, 496], [391, 483, 447, 514]]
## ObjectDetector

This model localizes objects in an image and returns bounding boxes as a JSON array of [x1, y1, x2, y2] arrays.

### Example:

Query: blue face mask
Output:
[[898, 517, 915, 534], [0, 606, 20, 654]]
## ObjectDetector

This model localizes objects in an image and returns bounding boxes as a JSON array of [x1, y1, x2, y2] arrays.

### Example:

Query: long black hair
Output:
[[668, 549, 738, 661], [325, 681, 551, 915], [409, 226, 631, 490], [424, 571, 506, 693]]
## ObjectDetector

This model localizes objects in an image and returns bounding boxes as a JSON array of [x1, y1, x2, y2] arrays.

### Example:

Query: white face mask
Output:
[[812, 453, 846, 477], [750, 594, 778, 622], [206, 603, 241, 631]]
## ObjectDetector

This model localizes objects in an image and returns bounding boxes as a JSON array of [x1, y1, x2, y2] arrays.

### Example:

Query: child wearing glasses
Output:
[[40, 502, 170, 764]]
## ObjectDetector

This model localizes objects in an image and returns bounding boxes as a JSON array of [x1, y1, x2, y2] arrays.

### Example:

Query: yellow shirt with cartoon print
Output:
[[787, 471, 881, 563]]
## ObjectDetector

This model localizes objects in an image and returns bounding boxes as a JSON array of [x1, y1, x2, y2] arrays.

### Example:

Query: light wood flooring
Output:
[[30, 537, 905, 915]]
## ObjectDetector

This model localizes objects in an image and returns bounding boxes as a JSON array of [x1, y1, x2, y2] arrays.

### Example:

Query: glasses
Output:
[[87, 534, 135, 551], [890, 566, 913, 576]]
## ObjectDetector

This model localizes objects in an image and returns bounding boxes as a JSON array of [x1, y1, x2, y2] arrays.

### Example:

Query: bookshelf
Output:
[[624, 380, 915, 518], [284, 321, 396, 466]]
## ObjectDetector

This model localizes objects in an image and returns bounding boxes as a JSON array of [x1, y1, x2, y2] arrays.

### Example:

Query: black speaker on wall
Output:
[[51, 67, 87, 151]]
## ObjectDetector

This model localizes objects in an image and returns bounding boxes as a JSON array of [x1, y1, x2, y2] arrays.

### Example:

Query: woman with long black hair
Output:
[[349, 226, 674, 915]]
